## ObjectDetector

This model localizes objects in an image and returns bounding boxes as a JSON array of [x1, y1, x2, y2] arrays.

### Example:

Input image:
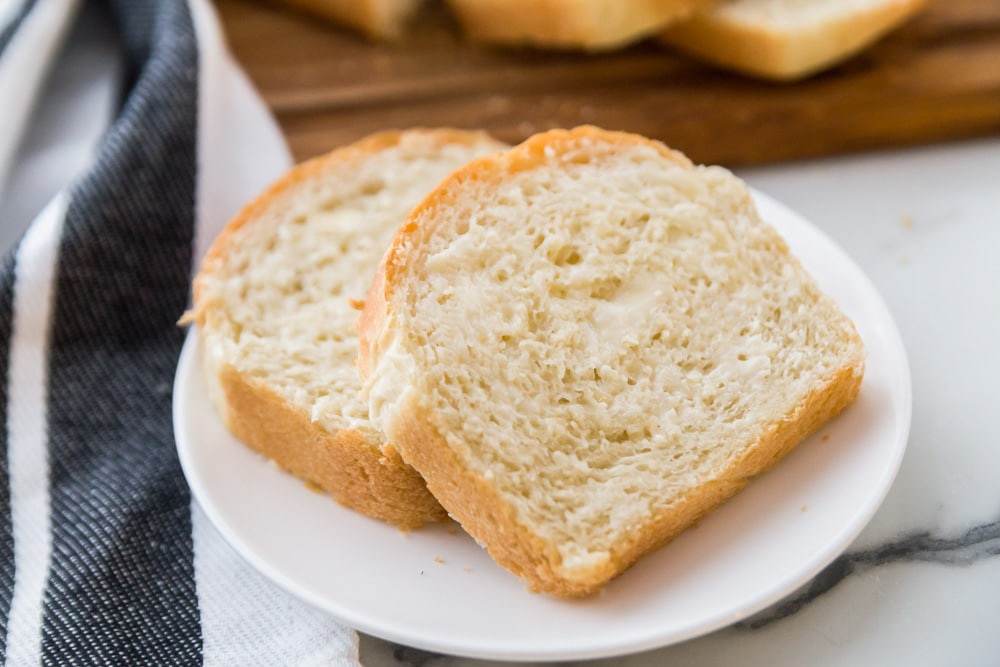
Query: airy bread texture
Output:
[[446, 0, 716, 50], [268, 0, 423, 39], [661, 0, 927, 80], [190, 129, 506, 529], [359, 126, 865, 595]]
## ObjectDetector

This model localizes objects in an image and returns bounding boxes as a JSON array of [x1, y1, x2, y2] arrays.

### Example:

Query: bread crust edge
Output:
[[208, 352, 446, 529]]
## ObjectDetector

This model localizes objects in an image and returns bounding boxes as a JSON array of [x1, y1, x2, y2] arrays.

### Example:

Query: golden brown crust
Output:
[[446, 0, 716, 50], [191, 128, 502, 529], [360, 125, 866, 595], [660, 0, 928, 81], [212, 359, 445, 529]]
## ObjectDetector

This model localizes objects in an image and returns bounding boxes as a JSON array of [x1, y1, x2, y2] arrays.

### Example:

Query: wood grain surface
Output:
[[218, 0, 1000, 166]]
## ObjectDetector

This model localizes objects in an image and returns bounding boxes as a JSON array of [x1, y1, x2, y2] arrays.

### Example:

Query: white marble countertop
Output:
[[360, 138, 1000, 666], [4, 6, 998, 665]]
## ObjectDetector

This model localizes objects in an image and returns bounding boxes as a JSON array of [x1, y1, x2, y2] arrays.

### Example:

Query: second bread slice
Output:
[[359, 126, 865, 595], [190, 129, 506, 529]]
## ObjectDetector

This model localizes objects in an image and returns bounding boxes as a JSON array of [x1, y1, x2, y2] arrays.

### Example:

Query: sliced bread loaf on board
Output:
[[446, 0, 717, 51], [189, 129, 506, 529], [358, 126, 866, 595], [660, 0, 927, 80], [267, 0, 423, 39]]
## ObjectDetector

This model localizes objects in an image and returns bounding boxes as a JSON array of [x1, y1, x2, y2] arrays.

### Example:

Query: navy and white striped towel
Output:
[[0, 0, 362, 663]]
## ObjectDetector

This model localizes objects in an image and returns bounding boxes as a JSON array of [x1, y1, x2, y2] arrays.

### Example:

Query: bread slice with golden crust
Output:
[[358, 126, 865, 595], [267, 0, 423, 39], [446, 0, 717, 51], [660, 0, 928, 81], [189, 129, 506, 529]]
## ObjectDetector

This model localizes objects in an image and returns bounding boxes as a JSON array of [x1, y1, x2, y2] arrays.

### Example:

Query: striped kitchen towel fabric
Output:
[[0, 0, 362, 664]]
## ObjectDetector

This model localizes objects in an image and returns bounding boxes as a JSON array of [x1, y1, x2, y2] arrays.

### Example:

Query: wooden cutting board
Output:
[[217, 0, 1000, 166]]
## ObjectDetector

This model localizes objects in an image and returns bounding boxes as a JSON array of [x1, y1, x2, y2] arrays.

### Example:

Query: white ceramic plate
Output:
[[174, 189, 911, 662]]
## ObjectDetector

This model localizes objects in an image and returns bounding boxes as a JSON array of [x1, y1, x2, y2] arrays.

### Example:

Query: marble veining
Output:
[[371, 513, 1000, 665], [741, 513, 1000, 629]]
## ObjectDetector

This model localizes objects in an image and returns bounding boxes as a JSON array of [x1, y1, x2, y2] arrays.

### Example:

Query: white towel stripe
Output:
[[4, 192, 66, 667], [0, 0, 80, 202], [185, 2, 358, 665], [191, 504, 360, 666], [187, 0, 290, 267]]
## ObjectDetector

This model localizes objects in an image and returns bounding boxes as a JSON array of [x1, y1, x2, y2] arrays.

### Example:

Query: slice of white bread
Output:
[[358, 126, 865, 595], [660, 0, 927, 80], [266, 0, 423, 39], [189, 129, 506, 529], [446, 0, 717, 51]]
